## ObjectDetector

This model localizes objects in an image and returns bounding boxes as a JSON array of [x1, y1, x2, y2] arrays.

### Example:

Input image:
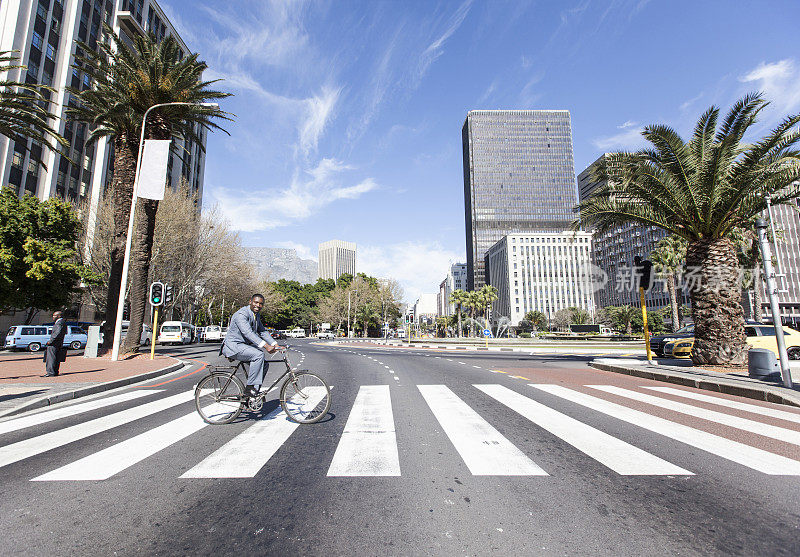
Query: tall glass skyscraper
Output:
[[462, 110, 578, 290]]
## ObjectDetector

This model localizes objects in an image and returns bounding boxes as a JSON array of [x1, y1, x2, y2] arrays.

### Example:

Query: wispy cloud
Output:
[[359, 241, 464, 302], [592, 120, 646, 151], [415, 0, 473, 84], [209, 158, 378, 232], [679, 92, 704, 112], [299, 86, 341, 156], [739, 59, 800, 114]]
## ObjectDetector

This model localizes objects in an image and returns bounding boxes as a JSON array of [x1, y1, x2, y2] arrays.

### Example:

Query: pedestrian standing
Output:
[[43, 310, 67, 377]]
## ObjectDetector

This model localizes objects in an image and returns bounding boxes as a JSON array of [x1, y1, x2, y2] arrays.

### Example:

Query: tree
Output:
[[602, 305, 640, 335], [68, 26, 230, 353], [551, 309, 573, 331], [524, 310, 548, 332], [0, 50, 67, 166], [0, 188, 97, 321], [650, 235, 688, 332], [478, 284, 498, 322], [449, 289, 468, 338], [578, 93, 800, 365], [568, 306, 591, 325], [376, 278, 403, 334], [466, 290, 482, 336]]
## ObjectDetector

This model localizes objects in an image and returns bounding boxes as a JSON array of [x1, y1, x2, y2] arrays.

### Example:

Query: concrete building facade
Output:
[[318, 240, 356, 281], [486, 232, 594, 326], [437, 262, 467, 317], [0, 0, 206, 210], [462, 110, 578, 291]]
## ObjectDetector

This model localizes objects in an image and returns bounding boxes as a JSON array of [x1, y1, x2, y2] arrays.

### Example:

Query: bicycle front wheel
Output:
[[195, 373, 244, 425], [280, 372, 331, 424]]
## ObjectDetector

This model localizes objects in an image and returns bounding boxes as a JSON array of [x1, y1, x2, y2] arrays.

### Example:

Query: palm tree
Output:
[[650, 235, 688, 332], [606, 305, 639, 335], [449, 289, 468, 338], [68, 27, 231, 353], [578, 93, 800, 365], [479, 285, 498, 323], [0, 50, 66, 166]]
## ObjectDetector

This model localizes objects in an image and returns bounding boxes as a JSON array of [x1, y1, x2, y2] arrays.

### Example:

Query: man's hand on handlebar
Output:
[[265, 344, 287, 354]]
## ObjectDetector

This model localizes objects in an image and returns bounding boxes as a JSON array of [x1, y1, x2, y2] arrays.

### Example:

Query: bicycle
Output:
[[194, 346, 331, 425]]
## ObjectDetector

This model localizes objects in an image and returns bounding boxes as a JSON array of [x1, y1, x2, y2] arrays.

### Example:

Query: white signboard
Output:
[[136, 139, 171, 200]]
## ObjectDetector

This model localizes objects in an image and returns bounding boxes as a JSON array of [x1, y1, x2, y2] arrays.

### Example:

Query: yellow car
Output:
[[663, 324, 800, 359]]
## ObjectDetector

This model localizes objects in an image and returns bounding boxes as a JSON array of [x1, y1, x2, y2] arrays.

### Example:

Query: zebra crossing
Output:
[[3, 381, 800, 482]]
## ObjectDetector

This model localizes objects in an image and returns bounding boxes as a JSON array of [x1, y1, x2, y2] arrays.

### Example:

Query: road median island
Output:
[[0, 351, 186, 418], [589, 360, 800, 408]]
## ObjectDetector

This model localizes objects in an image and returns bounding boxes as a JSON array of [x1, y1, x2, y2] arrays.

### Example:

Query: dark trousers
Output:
[[45, 346, 62, 376]]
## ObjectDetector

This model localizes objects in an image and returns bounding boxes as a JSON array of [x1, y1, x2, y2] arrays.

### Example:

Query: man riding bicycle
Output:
[[222, 294, 284, 398]]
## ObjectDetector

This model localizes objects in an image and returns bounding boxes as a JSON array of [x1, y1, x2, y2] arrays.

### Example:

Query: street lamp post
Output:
[[111, 102, 219, 361]]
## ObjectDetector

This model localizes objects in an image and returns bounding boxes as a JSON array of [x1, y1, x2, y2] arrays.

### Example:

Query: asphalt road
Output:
[[1, 339, 799, 556]]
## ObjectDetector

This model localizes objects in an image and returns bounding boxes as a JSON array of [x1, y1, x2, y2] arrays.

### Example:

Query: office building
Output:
[[413, 293, 438, 324], [578, 154, 679, 311], [486, 232, 594, 326], [318, 240, 356, 281], [462, 110, 578, 290], [437, 262, 467, 317], [0, 0, 207, 211]]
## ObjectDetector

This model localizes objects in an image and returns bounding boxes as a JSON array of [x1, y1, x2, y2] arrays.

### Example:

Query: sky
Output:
[[161, 0, 800, 303]]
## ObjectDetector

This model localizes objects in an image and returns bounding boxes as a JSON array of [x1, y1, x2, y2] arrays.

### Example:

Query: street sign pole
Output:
[[150, 306, 158, 360], [639, 287, 653, 361]]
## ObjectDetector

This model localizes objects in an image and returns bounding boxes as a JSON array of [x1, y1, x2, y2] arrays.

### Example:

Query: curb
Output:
[[336, 340, 644, 356], [590, 361, 800, 408], [0, 360, 187, 419]]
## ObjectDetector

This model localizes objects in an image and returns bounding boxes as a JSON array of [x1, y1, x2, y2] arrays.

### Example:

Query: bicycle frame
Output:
[[211, 349, 294, 400]]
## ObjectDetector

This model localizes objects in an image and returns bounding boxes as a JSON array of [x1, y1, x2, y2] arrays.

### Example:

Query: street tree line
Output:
[[448, 285, 499, 337]]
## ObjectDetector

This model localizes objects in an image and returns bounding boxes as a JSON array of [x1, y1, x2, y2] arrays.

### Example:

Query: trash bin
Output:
[[84, 325, 101, 358], [748, 348, 780, 380]]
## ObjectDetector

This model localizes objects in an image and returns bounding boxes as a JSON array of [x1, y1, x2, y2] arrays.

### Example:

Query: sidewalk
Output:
[[0, 350, 185, 418], [589, 358, 800, 408]]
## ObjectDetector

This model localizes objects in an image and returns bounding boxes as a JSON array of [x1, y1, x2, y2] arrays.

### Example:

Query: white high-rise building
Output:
[[486, 232, 594, 326], [0, 0, 206, 212], [318, 240, 356, 281], [413, 293, 438, 324], [437, 262, 467, 317]]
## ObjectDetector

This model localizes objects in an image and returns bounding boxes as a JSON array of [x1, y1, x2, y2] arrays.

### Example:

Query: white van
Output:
[[204, 325, 223, 342], [158, 321, 193, 345], [287, 327, 306, 338]]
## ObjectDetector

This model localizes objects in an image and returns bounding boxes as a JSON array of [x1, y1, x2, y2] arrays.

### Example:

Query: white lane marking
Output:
[[384, 365, 390, 369], [643, 386, 800, 425], [328, 386, 400, 476], [0, 391, 194, 469], [0, 390, 161, 436], [32, 411, 206, 481], [181, 386, 328, 478], [475, 385, 690, 476], [588, 385, 800, 447], [473, 366, 482, 369], [394, 376, 400, 381], [417, 385, 546, 476], [531, 385, 800, 475], [458, 362, 466, 365]]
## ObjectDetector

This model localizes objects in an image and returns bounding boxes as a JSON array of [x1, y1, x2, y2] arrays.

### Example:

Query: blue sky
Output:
[[162, 0, 800, 302]]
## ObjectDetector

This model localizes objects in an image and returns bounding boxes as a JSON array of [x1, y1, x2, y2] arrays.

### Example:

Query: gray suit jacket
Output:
[[221, 306, 276, 357]]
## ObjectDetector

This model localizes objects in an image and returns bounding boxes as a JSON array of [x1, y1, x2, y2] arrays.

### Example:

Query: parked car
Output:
[[5, 325, 88, 352], [204, 325, 223, 342], [663, 324, 800, 359], [649, 325, 695, 357], [317, 331, 335, 339], [287, 327, 306, 338], [268, 329, 286, 340]]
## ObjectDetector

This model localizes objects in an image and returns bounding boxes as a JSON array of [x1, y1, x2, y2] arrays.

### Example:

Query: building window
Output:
[[32, 32, 43, 50], [11, 151, 24, 168], [46, 43, 56, 60]]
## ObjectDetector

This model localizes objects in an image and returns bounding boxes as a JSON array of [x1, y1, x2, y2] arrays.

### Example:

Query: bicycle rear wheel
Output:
[[280, 372, 331, 424], [195, 373, 244, 425]]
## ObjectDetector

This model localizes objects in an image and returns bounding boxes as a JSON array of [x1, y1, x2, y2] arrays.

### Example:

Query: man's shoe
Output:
[[244, 385, 260, 398]]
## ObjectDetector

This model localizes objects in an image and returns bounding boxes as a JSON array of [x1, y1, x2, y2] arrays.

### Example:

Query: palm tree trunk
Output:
[[122, 198, 159, 354], [668, 275, 680, 332], [457, 306, 462, 338], [686, 238, 747, 365], [102, 134, 138, 350]]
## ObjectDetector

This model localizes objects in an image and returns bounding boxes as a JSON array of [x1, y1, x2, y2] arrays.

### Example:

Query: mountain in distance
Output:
[[245, 247, 318, 284]]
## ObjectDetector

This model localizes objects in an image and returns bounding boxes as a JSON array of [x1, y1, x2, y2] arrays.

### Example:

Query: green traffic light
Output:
[[154, 297, 161, 303]]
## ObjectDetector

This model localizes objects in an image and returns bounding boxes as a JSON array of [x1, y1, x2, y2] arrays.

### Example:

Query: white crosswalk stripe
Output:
[[32, 411, 207, 481], [181, 386, 328, 478], [531, 384, 800, 475], [588, 385, 800, 446], [475, 384, 691, 475], [0, 390, 161, 436], [418, 385, 547, 476], [642, 386, 800, 425], [328, 385, 400, 476], [0, 391, 195, 469]]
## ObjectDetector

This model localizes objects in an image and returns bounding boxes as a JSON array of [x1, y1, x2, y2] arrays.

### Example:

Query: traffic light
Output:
[[164, 284, 173, 305], [408, 311, 414, 323], [634, 256, 654, 291], [150, 281, 164, 306]]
